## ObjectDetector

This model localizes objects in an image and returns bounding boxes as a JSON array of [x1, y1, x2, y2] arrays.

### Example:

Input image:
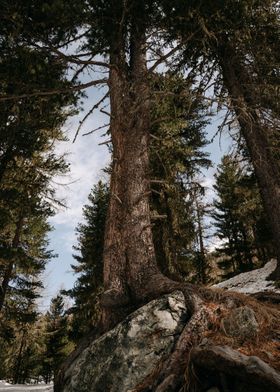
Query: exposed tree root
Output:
[[129, 285, 280, 392], [188, 344, 280, 392], [251, 291, 280, 304], [55, 283, 280, 392]]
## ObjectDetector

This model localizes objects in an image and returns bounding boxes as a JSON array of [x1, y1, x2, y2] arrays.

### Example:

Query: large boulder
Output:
[[60, 291, 188, 392], [56, 264, 280, 392]]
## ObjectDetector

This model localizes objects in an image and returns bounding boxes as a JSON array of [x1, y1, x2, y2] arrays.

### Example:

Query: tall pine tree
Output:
[[212, 155, 273, 278], [66, 181, 109, 340]]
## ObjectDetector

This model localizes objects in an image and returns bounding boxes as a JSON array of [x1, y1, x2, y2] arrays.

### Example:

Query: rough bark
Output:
[[101, 20, 179, 328], [217, 41, 280, 278]]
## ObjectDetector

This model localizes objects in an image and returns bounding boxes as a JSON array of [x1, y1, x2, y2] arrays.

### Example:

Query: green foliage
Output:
[[0, 294, 73, 384], [150, 73, 211, 280], [0, 0, 77, 316], [0, 4, 78, 380], [212, 155, 273, 278], [66, 181, 109, 341], [41, 295, 73, 383], [0, 293, 41, 383]]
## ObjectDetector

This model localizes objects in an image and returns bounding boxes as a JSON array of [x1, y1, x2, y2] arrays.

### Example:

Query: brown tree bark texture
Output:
[[101, 23, 180, 328]]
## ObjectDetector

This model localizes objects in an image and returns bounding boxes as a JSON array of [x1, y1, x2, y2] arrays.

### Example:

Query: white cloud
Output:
[[201, 175, 216, 203], [207, 237, 226, 253], [49, 102, 110, 228], [41, 89, 110, 309]]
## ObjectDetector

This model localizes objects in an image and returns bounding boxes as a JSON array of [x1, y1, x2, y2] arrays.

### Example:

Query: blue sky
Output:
[[40, 86, 110, 310], [39, 85, 232, 311]]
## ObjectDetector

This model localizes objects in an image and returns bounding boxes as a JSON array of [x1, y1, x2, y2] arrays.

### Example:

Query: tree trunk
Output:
[[13, 328, 26, 384], [101, 22, 178, 328], [0, 145, 14, 184], [218, 42, 280, 278], [195, 197, 207, 284]]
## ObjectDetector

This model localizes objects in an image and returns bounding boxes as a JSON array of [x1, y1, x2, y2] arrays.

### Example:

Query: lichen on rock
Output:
[[61, 291, 188, 392], [221, 306, 259, 341]]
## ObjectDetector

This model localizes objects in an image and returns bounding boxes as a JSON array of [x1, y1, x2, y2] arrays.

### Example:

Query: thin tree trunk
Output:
[[240, 227, 254, 270], [195, 198, 207, 284], [218, 42, 280, 278], [0, 146, 14, 184], [13, 328, 26, 384]]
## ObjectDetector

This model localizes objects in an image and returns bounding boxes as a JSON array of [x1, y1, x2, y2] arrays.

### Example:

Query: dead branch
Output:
[[150, 134, 161, 141], [73, 92, 109, 142], [0, 79, 108, 102], [47, 46, 111, 68], [149, 44, 183, 73], [71, 57, 95, 82], [100, 108, 111, 117], [150, 179, 167, 184], [112, 193, 123, 205], [82, 123, 110, 137], [151, 214, 167, 220], [98, 138, 112, 146], [151, 188, 162, 196], [55, 29, 91, 49]]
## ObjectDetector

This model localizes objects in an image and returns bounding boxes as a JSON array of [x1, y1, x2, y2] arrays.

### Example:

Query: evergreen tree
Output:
[[162, 0, 280, 272], [212, 155, 273, 278], [66, 181, 109, 340], [0, 6, 78, 376], [1, 0, 279, 330], [192, 187, 210, 284], [0, 147, 69, 313], [41, 295, 72, 383], [0, 2, 77, 313], [150, 73, 211, 280], [0, 288, 43, 383]]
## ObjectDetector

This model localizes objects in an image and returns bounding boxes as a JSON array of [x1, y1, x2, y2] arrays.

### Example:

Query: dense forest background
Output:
[[0, 0, 279, 384]]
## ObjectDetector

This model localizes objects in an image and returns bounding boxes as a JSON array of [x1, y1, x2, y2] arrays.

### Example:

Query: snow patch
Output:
[[213, 260, 280, 294], [0, 382, 53, 391]]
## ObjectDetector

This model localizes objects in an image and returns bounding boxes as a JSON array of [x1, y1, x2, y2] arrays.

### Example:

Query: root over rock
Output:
[[55, 284, 280, 392]]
